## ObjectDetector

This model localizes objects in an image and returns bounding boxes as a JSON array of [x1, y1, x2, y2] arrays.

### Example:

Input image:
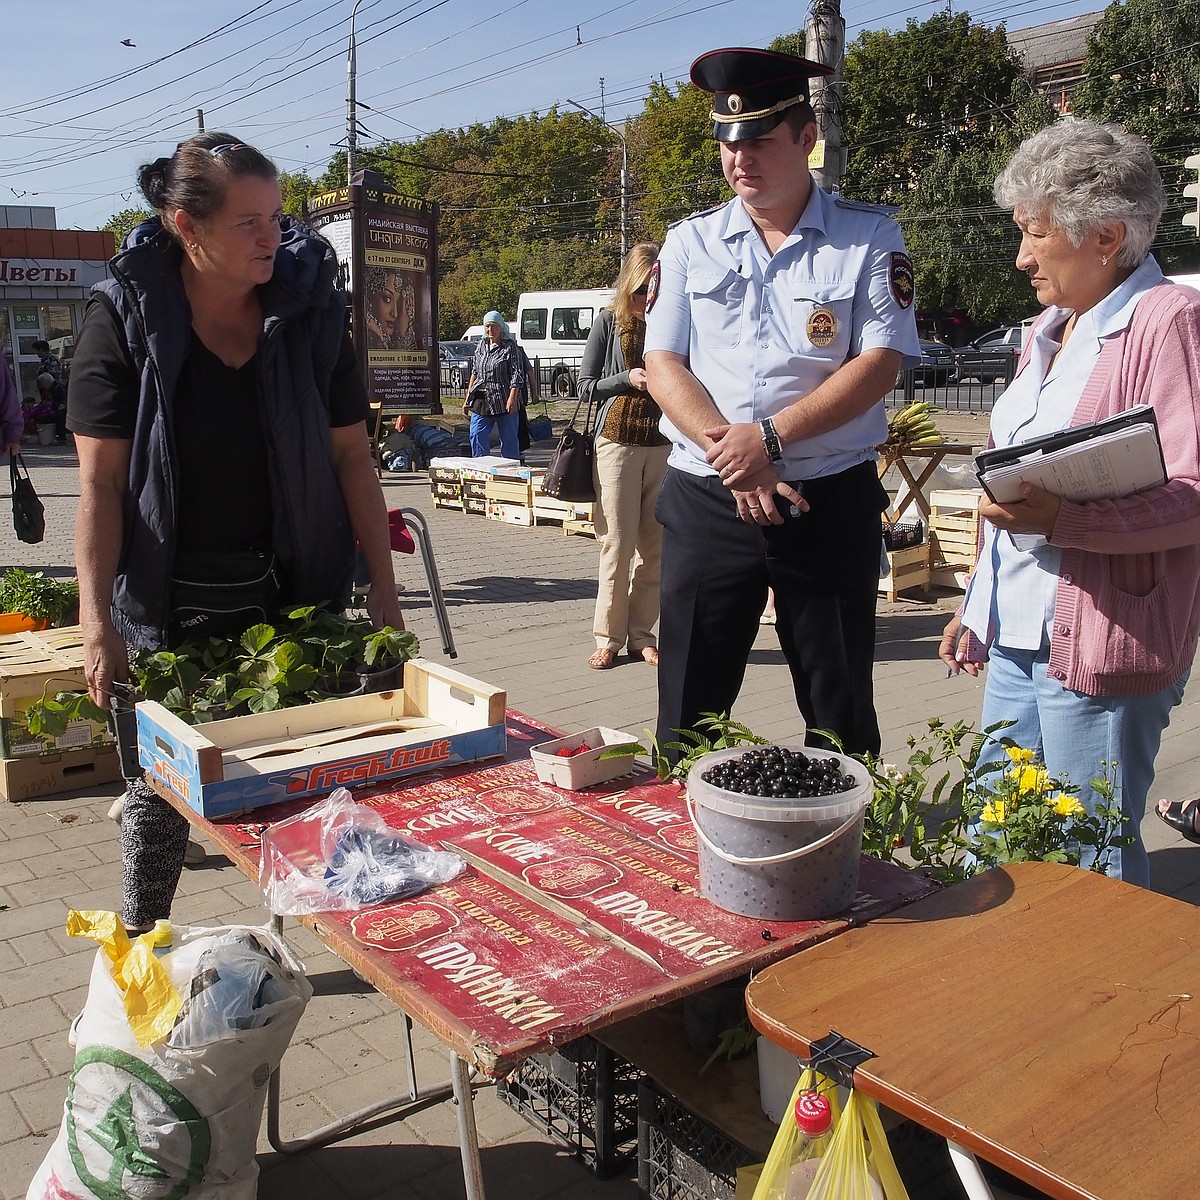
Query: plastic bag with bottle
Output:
[[748, 1062, 910, 1200]]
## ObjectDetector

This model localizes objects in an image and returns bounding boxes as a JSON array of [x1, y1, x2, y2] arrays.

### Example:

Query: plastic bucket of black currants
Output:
[[686, 745, 870, 922]]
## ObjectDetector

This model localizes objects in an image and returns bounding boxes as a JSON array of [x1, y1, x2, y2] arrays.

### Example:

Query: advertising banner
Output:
[[308, 175, 439, 414]]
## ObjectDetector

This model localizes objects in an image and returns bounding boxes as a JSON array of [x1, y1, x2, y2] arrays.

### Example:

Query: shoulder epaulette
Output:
[[668, 200, 727, 230], [833, 196, 899, 217]]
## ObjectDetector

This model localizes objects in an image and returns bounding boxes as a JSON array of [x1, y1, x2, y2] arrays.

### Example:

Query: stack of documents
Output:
[[975, 405, 1167, 503]]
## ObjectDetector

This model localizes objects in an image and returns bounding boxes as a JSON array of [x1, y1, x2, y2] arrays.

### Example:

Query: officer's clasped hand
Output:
[[705, 421, 769, 485], [730, 468, 806, 525]]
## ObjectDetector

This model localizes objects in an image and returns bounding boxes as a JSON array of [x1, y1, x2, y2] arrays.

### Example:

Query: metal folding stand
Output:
[[396, 506, 456, 659], [264, 917, 491, 1198], [805, 1031, 996, 1200]]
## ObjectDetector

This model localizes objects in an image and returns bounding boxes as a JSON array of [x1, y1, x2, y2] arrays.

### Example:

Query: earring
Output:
[[1101, 254, 1109, 266]]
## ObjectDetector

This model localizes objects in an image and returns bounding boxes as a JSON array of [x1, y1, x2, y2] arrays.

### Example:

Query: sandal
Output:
[[633, 646, 659, 665], [1155, 799, 1200, 845], [588, 647, 617, 670]]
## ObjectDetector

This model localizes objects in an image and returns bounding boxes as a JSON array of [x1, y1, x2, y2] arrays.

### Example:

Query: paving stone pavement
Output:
[[4, 441, 1200, 1199]]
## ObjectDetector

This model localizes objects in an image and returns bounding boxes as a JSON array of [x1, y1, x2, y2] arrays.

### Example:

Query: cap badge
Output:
[[806, 305, 838, 348], [727, 93, 743, 114]]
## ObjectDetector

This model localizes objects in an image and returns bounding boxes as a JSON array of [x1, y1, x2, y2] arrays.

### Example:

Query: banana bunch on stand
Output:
[[879, 400, 943, 457]]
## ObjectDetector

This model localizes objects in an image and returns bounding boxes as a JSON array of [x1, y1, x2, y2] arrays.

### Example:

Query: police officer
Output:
[[645, 46, 921, 759]]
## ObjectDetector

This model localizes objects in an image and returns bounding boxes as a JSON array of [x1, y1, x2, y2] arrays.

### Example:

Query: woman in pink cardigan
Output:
[[939, 118, 1200, 886]]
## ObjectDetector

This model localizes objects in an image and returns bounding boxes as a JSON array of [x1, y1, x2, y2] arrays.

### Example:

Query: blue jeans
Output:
[[978, 643, 1188, 886], [469, 410, 519, 460]]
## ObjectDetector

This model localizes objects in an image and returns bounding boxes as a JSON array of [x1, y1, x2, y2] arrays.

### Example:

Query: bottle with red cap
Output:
[[782, 1089, 834, 1199]]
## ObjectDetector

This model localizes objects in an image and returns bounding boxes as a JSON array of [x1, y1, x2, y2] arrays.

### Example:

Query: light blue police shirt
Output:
[[961, 255, 1167, 650], [644, 182, 921, 480]]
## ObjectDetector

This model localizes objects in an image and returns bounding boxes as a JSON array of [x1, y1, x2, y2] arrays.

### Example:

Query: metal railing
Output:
[[436, 354, 1015, 412]]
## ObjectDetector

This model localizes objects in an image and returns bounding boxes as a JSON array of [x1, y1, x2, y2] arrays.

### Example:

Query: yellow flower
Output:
[[981, 799, 1009, 824], [1008, 764, 1049, 796], [1005, 746, 1034, 765], [1047, 794, 1086, 819]]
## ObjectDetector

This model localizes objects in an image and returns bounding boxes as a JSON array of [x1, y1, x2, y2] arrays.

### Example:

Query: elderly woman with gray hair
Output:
[[463, 310, 522, 460], [938, 118, 1200, 885]]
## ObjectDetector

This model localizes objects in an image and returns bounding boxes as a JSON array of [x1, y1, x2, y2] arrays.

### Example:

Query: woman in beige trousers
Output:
[[578, 243, 669, 669]]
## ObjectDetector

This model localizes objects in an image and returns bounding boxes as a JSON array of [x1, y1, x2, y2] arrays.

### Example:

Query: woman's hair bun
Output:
[[136, 157, 173, 209]]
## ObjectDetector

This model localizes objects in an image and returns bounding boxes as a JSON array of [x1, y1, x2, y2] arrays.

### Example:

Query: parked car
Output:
[[439, 341, 475, 390], [910, 339, 956, 386], [954, 325, 1023, 384]]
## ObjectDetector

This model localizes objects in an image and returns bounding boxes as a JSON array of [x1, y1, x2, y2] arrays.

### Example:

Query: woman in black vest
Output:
[[69, 133, 403, 933]]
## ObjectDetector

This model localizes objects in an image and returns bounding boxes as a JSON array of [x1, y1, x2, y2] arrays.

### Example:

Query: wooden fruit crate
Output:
[[928, 488, 982, 590], [136, 659, 507, 818], [564, 518, 596, 539], [1, 743, 122, 803], [486, 478, 534, 506], [488, 501, 535, 527], [0, 625, 113, 759], [879, 543, 930, 601]]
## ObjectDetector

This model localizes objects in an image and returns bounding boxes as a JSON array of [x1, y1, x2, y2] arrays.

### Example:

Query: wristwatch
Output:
[[759, 417, 783, 463]]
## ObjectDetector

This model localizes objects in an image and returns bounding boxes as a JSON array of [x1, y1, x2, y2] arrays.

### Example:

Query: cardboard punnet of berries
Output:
[[530, 726, 643, 791]]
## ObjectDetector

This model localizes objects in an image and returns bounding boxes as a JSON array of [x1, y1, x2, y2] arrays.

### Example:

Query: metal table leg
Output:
[[264, 914, 490, 1178], [451, 1050, 487, 1200], [947, 1140, 997, 1200]]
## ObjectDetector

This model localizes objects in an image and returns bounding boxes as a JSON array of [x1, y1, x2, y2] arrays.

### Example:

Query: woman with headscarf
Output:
[[463, 310, 522, 459], [939, 118, 1200, 885]]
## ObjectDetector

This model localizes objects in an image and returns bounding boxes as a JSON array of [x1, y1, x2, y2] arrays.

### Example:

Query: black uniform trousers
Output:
[[655, 461, 889, 761]]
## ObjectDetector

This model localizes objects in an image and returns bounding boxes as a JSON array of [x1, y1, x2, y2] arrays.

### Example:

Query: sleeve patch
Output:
[[645, 259, 661, 313], [890, 252, 915, 309]]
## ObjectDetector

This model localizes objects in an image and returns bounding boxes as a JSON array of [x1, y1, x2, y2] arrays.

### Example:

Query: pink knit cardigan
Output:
[[973, 281, 1200, 697]]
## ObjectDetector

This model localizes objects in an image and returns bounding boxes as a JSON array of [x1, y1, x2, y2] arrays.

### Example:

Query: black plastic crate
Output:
[[637, 1078, 759, 1200], [497, 1036, 641, 1178], [883, 519, 925, 550]]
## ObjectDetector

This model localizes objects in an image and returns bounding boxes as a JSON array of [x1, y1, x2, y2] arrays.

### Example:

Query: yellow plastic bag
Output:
[[65, 908, 182, 1046], [750, 1065, 842, 1200], [805, 1087, 910, 1200]]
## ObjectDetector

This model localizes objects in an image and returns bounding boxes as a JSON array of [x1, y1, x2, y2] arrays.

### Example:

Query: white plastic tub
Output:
[[686, 746, 871, 921]]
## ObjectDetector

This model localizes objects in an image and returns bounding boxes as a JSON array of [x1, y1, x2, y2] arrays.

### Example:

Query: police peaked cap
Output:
[[690, 47, 832, 142]]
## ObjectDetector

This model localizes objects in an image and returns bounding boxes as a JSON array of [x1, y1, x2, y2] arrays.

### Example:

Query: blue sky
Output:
[[3, 0, 1106, 231]]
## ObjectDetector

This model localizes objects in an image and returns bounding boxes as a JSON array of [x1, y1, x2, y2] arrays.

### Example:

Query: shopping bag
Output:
[[542, 392, 595, 501], [750, 1066, 842, 1200], [10, 453, 45, 544], [27, 912, 312, 1200], [806, 1086, 910, 1200]]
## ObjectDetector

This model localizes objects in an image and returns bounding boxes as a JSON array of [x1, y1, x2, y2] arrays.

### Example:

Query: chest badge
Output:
[[806, 305, 838, 348]]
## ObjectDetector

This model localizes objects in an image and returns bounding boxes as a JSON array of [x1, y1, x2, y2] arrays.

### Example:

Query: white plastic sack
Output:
[[27, 922, 312, 1200], [259, 786, 465, 915]]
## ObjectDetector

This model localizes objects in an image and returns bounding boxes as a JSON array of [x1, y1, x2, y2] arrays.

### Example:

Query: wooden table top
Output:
[[745, 862, 1200, 1200], [149, 711, 935, 1077]]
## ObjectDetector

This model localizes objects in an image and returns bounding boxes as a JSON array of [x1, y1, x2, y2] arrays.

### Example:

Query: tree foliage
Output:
[[96, 3, 1200, 332], [278, 170, 316, 220], [1072, 0, 1200, 273], [629, 79, 722, 242], [104, 207, 152, 247], [842, 11, 1026, 206], [897, 83, 1057, 325]]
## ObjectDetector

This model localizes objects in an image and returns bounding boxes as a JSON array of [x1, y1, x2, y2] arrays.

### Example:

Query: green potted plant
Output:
[[26, 606, 422, 733], [0, 569, 80, 632]]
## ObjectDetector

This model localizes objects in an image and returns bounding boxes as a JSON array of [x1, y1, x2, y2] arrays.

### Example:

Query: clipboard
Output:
[[975, 405, 1167, 503]]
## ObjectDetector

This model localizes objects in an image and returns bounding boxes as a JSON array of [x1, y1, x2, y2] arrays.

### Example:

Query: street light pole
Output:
[[347, 0, 365, 184], [567, 99, 628, 257]]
